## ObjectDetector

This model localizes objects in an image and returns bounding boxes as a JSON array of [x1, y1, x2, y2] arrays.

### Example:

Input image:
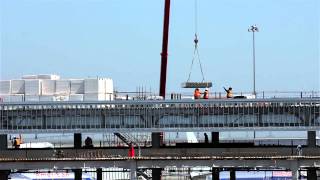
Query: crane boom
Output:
[[159, 0, 171, 99]]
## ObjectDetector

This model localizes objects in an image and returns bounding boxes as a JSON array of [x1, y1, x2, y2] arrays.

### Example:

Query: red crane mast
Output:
[[159, 0, 171, 99]]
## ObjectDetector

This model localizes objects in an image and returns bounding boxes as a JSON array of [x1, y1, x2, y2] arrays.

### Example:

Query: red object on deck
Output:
[[128, 144, 135, 157], [159, 0, 171, 99]]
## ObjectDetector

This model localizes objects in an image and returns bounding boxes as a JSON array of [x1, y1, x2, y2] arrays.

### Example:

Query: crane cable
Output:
[[187, 0, 205, 83]]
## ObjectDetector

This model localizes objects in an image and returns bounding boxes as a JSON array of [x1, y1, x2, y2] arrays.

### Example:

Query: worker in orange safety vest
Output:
[[194, 88, 201, 99], [224, 87, 233, 98]]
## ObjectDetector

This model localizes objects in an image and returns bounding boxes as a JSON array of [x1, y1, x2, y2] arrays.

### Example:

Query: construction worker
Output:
[[84, 136, 93, 148], [203, 88, 209, 99], [128, 142, 135, 157], [12, 136, 21, 149], [194, 88, 201, 99], [204, 133, 209, 144], [224, 87, 233, 98]]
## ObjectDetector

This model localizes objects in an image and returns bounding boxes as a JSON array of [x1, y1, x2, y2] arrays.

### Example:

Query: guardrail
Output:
[[0, 98, 319, 133]]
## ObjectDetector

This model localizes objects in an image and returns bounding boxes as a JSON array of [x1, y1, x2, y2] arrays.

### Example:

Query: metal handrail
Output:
[[1, 97, 319, 106]]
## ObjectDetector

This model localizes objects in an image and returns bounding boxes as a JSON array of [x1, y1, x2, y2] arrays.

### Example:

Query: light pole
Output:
[[248, 25, 259, 96]]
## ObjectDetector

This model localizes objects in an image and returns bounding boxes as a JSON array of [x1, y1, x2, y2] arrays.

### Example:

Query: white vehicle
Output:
[[10, 172, 94, 180], [19, 142, 54, 149]]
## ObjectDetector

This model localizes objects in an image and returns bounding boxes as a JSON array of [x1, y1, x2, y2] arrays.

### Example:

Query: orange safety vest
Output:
[[227, 90, 233, 98], [194, 90, 201, 99], [203, 90, 209, 99]]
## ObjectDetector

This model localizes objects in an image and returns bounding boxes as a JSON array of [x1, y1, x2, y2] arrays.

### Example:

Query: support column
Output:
[[42, 115, 47, 129], [211, 132, 219, 144], [74, 133, 82, 149], [152, 168, 162, 180], [152, 132, 162, 148], [130, 160, 137, 180], [307, 168, 317, 180], [230, 169, 236, 180], [0, 134, 7, 150], [290, 162, 299, 180], [73, 169, 82, 180], [97, 168, 102, 180], [211, 168, 220, 180], [307, 131, 316, 147], [0, 170, 10, 180]]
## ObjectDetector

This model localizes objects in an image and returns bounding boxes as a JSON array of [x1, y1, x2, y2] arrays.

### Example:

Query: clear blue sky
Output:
[[1, 0, 319, 93]]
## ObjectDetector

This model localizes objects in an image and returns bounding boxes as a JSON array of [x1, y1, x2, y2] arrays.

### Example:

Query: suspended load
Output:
[[181, 0, 212, 88], [181, 82, 212, 88], [181, 34, 212, 88]]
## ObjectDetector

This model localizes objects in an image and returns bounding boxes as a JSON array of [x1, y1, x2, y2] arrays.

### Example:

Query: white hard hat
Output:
[[205, 88, 208, 91]]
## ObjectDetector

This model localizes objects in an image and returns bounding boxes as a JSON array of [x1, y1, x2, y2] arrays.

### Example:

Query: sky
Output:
[[0, 0, 319, 94]]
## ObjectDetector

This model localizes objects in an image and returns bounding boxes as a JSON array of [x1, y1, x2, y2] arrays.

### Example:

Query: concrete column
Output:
[[290, 163, 299, 180], [307, 168, 317, 180], [152, 168, 162, 180], [307, 131, 316, 147], [74, 133, 82, 149], [130, 160, 137, 180], [230, 169, 236, 180], [0, 134, 7, 150], [73, 169, 82, 180], [97, 168, 102, 180], [211, 168, 220, 180], [152, 132, 161, 148], [42, 115, 47, 128], [211, 132, 219, 144], [0, 170, 10, 180]]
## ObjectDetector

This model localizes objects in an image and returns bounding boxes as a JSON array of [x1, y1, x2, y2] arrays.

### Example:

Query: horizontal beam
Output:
[[0, 127, 319, 134], [0, 158, 319, 170]]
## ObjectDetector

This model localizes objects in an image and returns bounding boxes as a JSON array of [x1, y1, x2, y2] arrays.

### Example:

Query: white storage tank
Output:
[[70, 79, 84, 94], [69, 94, 84, 101], [56, 80, 71, 95], [25, 80, 42, 95], [105, 78, 114, 94], [37, 74, 60, 80], [0, 80, 11, 94], [11, 80, 25, 94], [84, 78, 105, 94], [25, 95, 40, 102], [22, 75, 38, 79], [84, 93, 106, 101], [41, 80, 56, 95]]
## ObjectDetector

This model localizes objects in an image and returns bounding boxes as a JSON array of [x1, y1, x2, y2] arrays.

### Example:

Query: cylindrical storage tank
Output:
[[55, 80, 71, 95], [41, 80, 56, 95], [11, 80, 25, 94], [70, 79, 84, 94], [0, 80, 11, 94], [25, 80, 42, 95], [84, 78, 106, 94]]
